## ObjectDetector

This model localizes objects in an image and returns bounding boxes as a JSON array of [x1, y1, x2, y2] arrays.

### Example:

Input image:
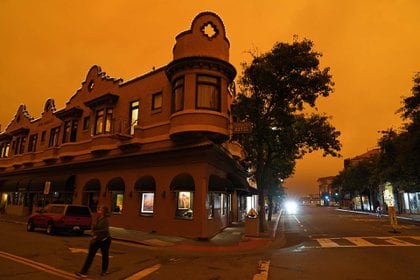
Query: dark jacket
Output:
[[92, 216, 110, 242]]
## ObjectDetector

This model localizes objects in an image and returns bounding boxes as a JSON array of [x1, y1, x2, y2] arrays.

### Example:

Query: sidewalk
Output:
[[0, 211, 283, 252]]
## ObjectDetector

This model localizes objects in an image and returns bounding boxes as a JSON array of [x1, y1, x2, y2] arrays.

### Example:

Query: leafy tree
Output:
[[233, 38, 341, 231], [378, 73, 420, 192]]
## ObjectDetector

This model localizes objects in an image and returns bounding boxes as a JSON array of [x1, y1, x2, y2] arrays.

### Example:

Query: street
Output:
[[269, 206, 420, 280], [1, 206, 419, 280]]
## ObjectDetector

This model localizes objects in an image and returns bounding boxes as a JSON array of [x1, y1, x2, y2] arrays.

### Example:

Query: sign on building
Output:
[[233, 122, 252, 134], [43, 181, 51, 195]]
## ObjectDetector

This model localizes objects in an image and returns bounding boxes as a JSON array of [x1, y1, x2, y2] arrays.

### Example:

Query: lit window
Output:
[[152, 92, 162, 110], [129, 101, 139, 135], [111, 192, 124, 214], [0, 142, 10, 158], [172, 77, 184, 112], [176, 191, 193, 219], [94, 108, 113, 135], [196, 75, 220, 111], [140, 192, 154, 214]]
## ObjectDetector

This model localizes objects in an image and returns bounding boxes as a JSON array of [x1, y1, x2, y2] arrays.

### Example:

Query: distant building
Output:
[[344, 148, 380, 168], [317, 176, 336, 206], [0, 12, 256, 238], [300, 194, 320, 206]]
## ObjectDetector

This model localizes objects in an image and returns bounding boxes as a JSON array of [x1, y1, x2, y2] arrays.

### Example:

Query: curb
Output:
[[336, 208, 420, 223]]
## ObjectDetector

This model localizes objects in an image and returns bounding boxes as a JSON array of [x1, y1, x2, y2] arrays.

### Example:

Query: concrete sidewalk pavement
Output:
[[0, 211, 283, 252]]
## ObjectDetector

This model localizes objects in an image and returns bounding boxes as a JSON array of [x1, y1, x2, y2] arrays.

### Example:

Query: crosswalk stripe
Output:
[[316, 238, 340, 247], [378, 237, 416, 246], [312, 236, 420, 248], [344, 237, 375, 247]]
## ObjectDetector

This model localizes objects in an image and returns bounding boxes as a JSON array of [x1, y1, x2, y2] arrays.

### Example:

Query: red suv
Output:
[[27, 204, 92, 235]]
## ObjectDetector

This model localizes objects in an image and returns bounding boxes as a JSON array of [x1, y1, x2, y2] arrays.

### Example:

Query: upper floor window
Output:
[[0, 142, 10, 158], [63, 120, 78, 143], [83, 116, 90, 130], [94, 108, 113, 135], [152, 92, 162, 111], [41, 131, 46, 143], [196, 75, 220, 111], [49, 127, 60, 147], [13, 136, 26, 155], [28, 134, 38, 152], [129, 100, 139, 135], [172, 77, 184, 113]]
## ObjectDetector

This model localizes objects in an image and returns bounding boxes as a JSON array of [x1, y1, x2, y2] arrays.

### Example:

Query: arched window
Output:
[[107, 177, 125, 214], [83, 179, 101, 213], [170, 173, 195, 219], [135, 176, 156, 215]]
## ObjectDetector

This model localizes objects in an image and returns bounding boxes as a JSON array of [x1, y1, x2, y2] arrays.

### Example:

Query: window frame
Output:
[[175, 191, 194, 220], [94, 107, 113, 135], [48, 127, 60, 147], [152, 92, 163, 111], [196, 75, 221, 111], [129, 100, 139, 135], [139, 192, 155, 215], [172, 77, 184, 113], [28, 134, 38, 152]]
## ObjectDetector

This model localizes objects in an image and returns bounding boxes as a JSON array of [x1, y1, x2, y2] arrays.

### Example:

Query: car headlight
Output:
[[285, 200, 298, 214]]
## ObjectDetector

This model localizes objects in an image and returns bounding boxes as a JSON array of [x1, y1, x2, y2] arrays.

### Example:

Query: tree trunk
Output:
[[360, 195, 364, 211], [258, 187, 266, 233], [267, 195, 273, 222]]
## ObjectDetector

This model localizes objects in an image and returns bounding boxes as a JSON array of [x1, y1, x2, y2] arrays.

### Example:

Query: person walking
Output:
[[76, 205, 111, 278]]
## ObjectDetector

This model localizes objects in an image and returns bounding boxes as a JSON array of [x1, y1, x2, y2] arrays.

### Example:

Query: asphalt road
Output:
[[0, 207, 419, 280], [268, 206, 420, 280]]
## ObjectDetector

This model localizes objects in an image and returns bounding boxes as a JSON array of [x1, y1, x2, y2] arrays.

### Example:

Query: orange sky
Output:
[[1, 0, 419, 197]]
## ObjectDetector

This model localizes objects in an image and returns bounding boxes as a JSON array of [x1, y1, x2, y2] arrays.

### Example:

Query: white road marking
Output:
[[0, 250, 80, 279], [316, 238, 340, 248], [253, 260, 270, 280], [378, 237, 417, 246], [312, 236, 420, 248], [124, 264, 161, 280], [344, 237, 375, 247], [293, 215, 301, 224]]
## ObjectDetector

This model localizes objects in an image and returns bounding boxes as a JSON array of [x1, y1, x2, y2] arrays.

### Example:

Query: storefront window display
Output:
[[140, 192, 154, 215], [176, 191, 193, 219], [207, 192, 214, 219], [112, 192, 124, 214]]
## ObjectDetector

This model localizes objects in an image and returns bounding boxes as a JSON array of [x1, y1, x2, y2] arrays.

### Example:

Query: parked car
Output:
[[27, 204, 92, 235]]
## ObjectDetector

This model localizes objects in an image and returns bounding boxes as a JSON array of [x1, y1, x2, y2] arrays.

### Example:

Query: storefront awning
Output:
[[17, 178, 31, 191], [208, 174, 234, 192], [28, 175, 75, 193], [135, 176, 156, 192], [170, 173, 195, 191], [0, 179, 19, 192], [227, 173, 249, 191], [107, 177, 125, 191], [84, 179, 101, 192]]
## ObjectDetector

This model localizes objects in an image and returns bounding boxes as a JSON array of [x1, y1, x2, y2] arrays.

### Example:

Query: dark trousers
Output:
[[80, 237, 111, 274]]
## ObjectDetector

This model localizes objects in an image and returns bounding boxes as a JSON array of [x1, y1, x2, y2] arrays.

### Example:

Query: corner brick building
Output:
[[0, 12, 255, 238]]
